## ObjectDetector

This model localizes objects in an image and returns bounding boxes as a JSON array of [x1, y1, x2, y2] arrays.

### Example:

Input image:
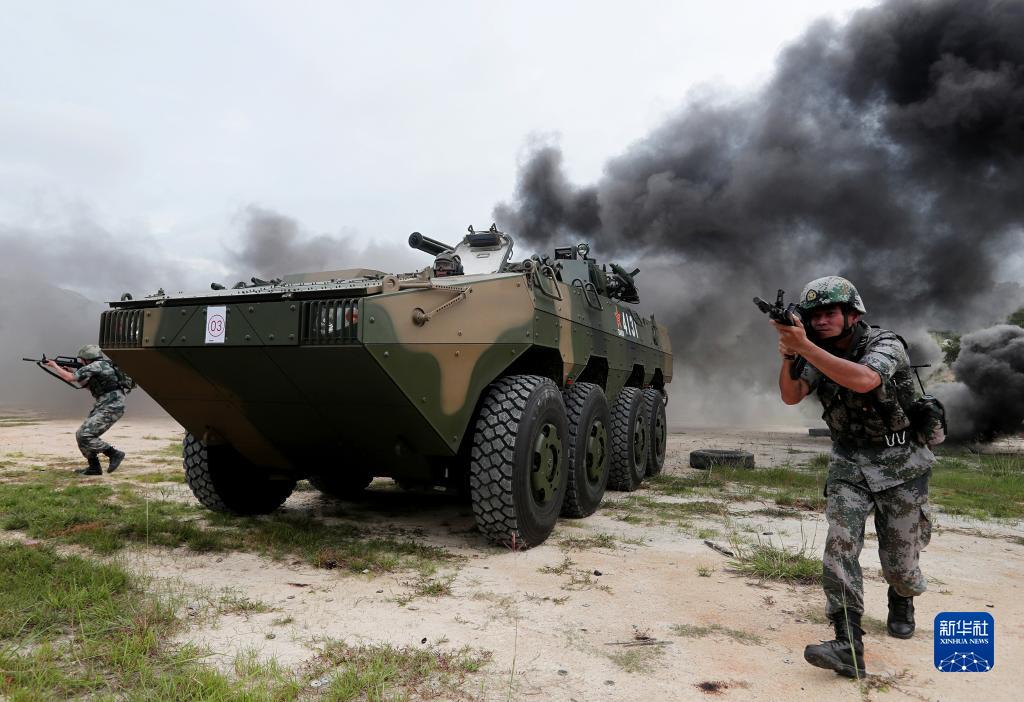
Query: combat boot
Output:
[[75, 453, 102, 476], [103, 447, 126, 474], [887, 585, 915, 639], [804, 612, 866, 678]]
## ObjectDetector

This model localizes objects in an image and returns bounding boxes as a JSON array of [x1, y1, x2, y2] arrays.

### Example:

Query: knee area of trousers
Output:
[[888, 576, 926, 598]]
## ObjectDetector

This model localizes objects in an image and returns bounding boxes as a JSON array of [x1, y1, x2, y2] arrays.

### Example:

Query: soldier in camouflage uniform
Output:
[[772, 276, 933, 678], [46, 344, 127, 476]]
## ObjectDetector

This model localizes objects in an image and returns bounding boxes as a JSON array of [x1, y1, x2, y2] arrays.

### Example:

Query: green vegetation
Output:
[[930, 453, 1024, 520], [0, 478, 458, 574], [730, 540, 822, 584], [129, 470, 186, 484], [0, 542, 489, 700], [556, 532, 618, 550], [0, 542, 258, 700], [538, 556, 612, 593], [606, 645, 665, 674], [312, 640, 491, 701], [1007, 307, 1024, 328], [396, 572, 456, 606], [670, 622, 764, 645], [647, 463, 826, 511]]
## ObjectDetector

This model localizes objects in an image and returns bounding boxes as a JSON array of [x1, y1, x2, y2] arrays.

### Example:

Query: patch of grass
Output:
[[808, 453, 830, 470], [153, 441, 184, 458], [396, 573, 455, 606], [217, 588, 273, 616], [538, 556, 612, 593], [606, 645, 666, 673], [696, 564, 714, 577], [648, 465, 826, 511], [538, 556, 575, 576], [930, 454, 1024, 520], [0, 478, 459, 575], [271, 615, 295, 626], [774, 491, 826, 511], [696, 527, 720, 539], [311, 639, 491, 700], [0, 480, 238, 554], [0, 542, 296, 700], [611, 495, 730, 524], [129, 470, 186, 484], [730, 540, 822, 584], [670, 622, 764, 645], [557, 533, 619, 550]]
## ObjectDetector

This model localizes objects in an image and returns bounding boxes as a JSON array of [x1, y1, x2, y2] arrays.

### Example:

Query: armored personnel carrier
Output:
[[99, 226, 672, 547]]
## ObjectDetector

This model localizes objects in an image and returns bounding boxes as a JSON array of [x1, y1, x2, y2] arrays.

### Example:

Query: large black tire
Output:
[[469, 375, 569, 548], [643, 388, 667, 477], [561, 382, 610, 518], [182, 433, 296, 514], [607, 387, 649, 492], [307, 471, 373, 500], [689, 449, 755, 470]]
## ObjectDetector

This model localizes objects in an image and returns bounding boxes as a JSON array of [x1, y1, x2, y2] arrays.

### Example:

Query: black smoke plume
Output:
[[495, 0, 1024, 434], [938, 325, 1024, 441]]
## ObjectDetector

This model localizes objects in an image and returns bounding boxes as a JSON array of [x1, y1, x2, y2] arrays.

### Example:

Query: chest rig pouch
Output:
[[814, 323, 915, 447]]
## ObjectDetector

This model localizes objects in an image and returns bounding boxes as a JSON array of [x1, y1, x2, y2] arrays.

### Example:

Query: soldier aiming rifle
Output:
[[24, 345, 132, 476], [762, 277, 942, 679]]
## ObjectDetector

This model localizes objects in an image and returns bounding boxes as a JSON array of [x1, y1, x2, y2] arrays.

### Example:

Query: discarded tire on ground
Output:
[[183, 433, 296, 514], [643, 388, 667, 477], [689, 449, 755, 470], [561, 382, 610, 518], [468, 374, 569, 548], [308, 471, 374, 499], [607, 386, 649, 492]]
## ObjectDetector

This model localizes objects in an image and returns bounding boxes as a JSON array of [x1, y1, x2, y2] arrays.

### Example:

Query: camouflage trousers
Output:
[[822, 472, 932, 620], [76, 395, 125, 458]]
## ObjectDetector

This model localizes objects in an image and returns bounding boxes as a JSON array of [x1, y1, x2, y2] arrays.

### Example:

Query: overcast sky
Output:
[[0, 0, 883, 290]]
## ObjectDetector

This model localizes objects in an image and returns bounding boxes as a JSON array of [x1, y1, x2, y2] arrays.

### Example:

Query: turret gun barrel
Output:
[[408, 232, 455, 257]]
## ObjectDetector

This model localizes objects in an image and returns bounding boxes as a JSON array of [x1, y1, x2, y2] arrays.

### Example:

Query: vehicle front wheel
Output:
[[469, 375, 569, 548], [183, 433, 295, 514]]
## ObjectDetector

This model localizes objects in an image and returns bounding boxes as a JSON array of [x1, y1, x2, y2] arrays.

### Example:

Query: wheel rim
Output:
[[654, 408, 666, 462], [585, 420, 608, 484], [531, 422, 563, 505], [632, 414, 648, 468]]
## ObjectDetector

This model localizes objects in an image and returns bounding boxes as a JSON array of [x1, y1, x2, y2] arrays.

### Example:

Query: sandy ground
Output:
[[1, 413, 1021, 701]]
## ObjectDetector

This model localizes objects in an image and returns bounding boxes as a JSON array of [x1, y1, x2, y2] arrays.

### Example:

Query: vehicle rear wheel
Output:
[[607, 387, 649, 492], [469, 375, 568, 548], [308, 471, 373, 499], [644, 388, 667, 477], [182, 433, 295, 514], [561, 382, 610, 518]]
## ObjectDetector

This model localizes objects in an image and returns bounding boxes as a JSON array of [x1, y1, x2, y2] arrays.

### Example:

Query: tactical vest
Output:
[[86, 360, 124, 398], [811, 322, 918, 446]]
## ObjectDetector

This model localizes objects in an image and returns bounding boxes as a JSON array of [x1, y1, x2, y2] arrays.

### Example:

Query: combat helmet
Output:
[[798, 276, 866, 314], [78, 344, 104, 361], [433, 251, 463, 278]]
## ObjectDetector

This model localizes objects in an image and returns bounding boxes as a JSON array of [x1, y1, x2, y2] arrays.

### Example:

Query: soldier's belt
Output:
[[836, 430, 915, 450]]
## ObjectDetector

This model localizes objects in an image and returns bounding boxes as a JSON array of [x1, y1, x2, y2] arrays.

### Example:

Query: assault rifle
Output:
[[753, 289, 808, 380], [22, 354, 84, 388]]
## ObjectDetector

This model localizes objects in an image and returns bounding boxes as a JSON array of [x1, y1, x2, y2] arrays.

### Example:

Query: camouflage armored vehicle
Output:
[[99, 226, 672, 547]]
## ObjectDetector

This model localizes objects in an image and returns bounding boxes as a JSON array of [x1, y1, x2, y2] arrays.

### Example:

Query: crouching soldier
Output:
[[46, 344, 127, 476], [771, 277, 934, 678]]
